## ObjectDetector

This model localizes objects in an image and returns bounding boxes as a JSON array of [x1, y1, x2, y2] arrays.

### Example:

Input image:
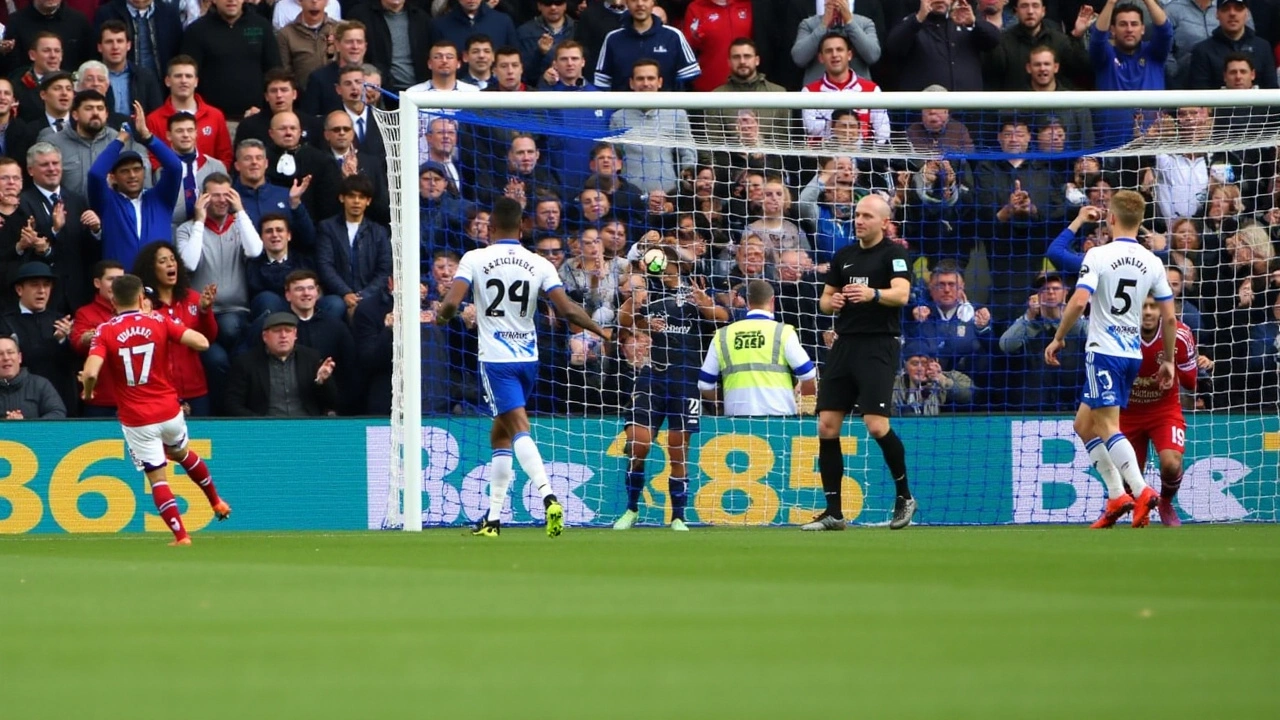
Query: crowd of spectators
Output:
[[0, 0, 1278, 421]]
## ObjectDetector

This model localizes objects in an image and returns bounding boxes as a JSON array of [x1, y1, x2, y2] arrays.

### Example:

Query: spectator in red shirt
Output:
[[130, 239, 218, 416], [145, 55, 234, 169], [683, 0, 754, 92], [72, 259, 125, 417]]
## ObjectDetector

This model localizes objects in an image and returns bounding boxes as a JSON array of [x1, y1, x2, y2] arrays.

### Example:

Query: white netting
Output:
[[375, 91, 1280, 529]]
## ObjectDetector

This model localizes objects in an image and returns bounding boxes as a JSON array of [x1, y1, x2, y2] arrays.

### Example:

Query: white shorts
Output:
[[122, 413, 188, 470]]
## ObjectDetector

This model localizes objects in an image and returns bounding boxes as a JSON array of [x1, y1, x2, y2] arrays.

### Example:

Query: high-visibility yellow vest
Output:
[[714, 318, 798, 415]]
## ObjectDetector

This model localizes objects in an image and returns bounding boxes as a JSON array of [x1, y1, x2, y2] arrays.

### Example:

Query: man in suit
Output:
[[223, 311, 339, 416], [10, 32, 65, 120], [322, 109, 389, 225], [20, 69, 73, 132], [19, 141, 101, 310], [334, 63, 385, 162], [0, 262, 78, 414]]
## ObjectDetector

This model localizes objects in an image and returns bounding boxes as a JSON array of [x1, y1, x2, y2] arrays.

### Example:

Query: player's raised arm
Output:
[[548, 286, 612, 340]]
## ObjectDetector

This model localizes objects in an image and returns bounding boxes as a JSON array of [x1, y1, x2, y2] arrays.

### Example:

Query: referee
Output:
[[804, 195, 916, 531]]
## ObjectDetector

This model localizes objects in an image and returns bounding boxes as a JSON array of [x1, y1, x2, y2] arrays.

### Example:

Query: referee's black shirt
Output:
[[824, 239, 912, 337]]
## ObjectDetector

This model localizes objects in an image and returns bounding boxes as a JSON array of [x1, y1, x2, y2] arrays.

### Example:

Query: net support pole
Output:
[[399, 97, 423, 531]]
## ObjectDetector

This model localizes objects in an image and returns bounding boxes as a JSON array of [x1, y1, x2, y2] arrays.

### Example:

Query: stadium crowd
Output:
[[0, 0, 1277, 419]]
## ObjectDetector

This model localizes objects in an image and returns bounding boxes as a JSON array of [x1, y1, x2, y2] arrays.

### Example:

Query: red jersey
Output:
[[684, 0, 753, 92], [152, 288, 218, 400], [1125, 322, 1197, 416], [89, 311, 188, 427], [73, 294, 119, 408]]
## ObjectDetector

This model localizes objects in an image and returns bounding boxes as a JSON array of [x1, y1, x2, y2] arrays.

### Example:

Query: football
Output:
[[642, 248, 668, 275]]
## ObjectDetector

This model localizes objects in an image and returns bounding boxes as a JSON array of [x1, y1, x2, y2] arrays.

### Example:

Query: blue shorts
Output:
[[480, 361, 538, 416], [1081, 351, 1142, 409], [630, 373, 701, 433]]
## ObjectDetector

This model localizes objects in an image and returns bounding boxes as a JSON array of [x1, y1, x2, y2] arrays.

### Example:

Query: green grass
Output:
[[2, 526, 1278, 719]]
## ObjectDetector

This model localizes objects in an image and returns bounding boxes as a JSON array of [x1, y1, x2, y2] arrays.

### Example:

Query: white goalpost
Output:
[[375, 89, 1280, 531]]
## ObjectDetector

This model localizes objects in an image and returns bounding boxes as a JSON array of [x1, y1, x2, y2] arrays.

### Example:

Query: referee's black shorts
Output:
[[815, 335, 901, 416]]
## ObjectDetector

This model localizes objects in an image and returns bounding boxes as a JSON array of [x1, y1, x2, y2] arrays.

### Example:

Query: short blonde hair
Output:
[[1109, 189, 1146, 228]]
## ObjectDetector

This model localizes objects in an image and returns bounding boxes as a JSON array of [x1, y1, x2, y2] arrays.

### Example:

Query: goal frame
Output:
[[389, 88, 1280, 531]]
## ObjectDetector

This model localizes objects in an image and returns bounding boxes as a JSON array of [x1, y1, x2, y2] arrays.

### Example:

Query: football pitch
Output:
[[2, 526, 1277, 719]]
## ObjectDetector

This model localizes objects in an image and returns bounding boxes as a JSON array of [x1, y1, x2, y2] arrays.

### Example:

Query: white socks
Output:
[[1085, 437, 1124, 498], [1106, 433, 1148, 496], [487, 450, 514, 522], [513, 432, 553, 500]]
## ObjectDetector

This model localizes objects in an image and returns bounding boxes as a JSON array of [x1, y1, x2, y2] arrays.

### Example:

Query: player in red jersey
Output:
[[1121, 296, 1212, 527], [79, 274, 231, 546]]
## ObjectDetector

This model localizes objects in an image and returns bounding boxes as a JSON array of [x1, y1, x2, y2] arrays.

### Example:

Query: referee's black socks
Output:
[[874, 429, 911, 500], [818, 437, 844, 518]]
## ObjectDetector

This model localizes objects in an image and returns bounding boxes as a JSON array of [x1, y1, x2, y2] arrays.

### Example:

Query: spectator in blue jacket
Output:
[[315, 174, 393, 319], [594, 0, 700, 91], [231, 138, 316, 251], [905, 260, 995, 379], [1090, 0, 1173, 147], [86, 103, 182, 270], [430, 0, 519, 59], [517, 0, 576, 86]]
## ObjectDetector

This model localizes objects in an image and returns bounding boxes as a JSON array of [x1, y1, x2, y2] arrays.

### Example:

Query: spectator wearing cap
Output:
[[0, 335, 66, 419], [20, 141, 101, 311], [892, 340, 976, 416], [223, 311, 339, 417], [11, 33, 65, 122], [87, 109, 182, 269], [984, 0, 1092, 91], [70, 259, 124, 417], [418, 160, 475, 258], [21, 68, 74, 133], [999, 270, 1087, 411], [1090, 0, 1173, 147], [1187, 0, 1278, 88], [0, 261, 78, 414], [7, 1, 95, 75], [42, 89, 149, 199], [790, 0, 879, 87], [884, 0, 1000, 92], [243, 268, 360, 412]]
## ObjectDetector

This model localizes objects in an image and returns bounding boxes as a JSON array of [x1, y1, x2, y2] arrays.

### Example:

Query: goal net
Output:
[[373, 89, 1280, 530]]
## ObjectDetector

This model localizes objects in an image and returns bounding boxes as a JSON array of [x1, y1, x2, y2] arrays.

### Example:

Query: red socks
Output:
[[178, 450, 220, 507], [151, 480, 189, 541]]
